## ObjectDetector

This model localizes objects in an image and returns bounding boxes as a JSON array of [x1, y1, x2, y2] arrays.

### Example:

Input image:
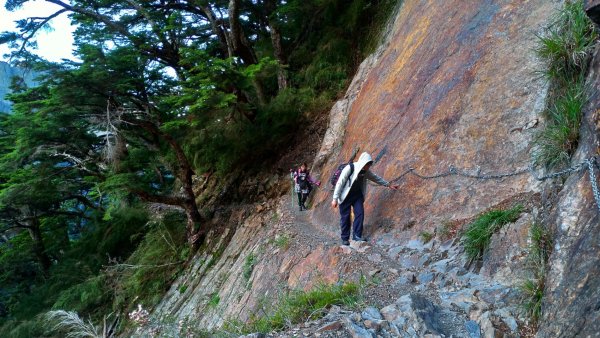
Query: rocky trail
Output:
[[247, 189, 531, 338]]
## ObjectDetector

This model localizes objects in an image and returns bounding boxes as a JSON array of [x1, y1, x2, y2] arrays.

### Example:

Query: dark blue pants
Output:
[[339, 190, 364, 241]]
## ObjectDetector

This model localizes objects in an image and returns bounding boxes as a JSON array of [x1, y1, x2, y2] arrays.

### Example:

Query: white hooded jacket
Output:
[[332, 152, 389, 204]]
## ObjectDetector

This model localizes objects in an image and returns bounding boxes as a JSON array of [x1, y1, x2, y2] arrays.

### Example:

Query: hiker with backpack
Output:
[[331, 152, 398, 245], [292, 163, 321, 211]]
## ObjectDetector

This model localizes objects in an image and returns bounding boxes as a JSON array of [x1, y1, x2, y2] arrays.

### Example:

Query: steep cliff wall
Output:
[[311, 0, 556, 238]]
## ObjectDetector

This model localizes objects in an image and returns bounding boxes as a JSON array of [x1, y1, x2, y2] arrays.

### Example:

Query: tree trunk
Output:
[[199, 4, 233, 58], [228, 0, 258, 65], [269, 24, 289, 90], [183, 197, 203, 252], [130, 119, 205, 251], [27, 218, 51, 276]]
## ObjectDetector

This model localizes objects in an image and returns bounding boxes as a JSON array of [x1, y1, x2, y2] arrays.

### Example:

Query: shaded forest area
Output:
[[0, 0, 396, 336]]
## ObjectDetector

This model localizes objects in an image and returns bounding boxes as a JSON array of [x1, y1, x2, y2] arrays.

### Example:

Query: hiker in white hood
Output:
[[331, 152, 398, 246]]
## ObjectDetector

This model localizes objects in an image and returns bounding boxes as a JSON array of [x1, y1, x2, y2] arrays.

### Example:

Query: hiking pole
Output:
[[290, 170, 295, 209]]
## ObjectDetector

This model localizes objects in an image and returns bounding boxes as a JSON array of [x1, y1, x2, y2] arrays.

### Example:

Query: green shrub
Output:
[[462, 205, 524, 260], [229, 282, 361, 334], [52, 275, 109, 315], [112, 211, 187, 310], [528, 222, 553, 268], [0, 319, 48, 338]]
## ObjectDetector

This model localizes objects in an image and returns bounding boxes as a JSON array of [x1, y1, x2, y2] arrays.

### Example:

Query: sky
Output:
[[0, 0, 76, 62]]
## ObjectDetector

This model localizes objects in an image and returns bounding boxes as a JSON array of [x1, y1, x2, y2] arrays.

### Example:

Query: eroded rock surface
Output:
[[311, 0, 556, 242]]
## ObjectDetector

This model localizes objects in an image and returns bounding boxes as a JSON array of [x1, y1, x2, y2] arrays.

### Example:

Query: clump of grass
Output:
[[274, 235, 290, 250], [419, 231, 433, 243], [537, 0, 597, 83], [243, 253, 257, 283], [521, 279, 544, 325], [462, 205, 524, 260], [207, 293, 220, 309], [533, 79, 586, 168], [521, 222, 553, 326], [534, 0, 597, 169], [227, 282, 360, 334]]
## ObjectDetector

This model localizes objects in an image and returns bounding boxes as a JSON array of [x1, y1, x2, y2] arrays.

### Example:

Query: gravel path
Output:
[[246, 195, 527, 337]]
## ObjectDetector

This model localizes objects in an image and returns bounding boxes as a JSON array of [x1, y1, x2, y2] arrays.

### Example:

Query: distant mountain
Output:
[[0, 61, 39, 113]]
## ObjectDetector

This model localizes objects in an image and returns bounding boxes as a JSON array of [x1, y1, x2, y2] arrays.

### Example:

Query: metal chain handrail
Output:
[[385, 156, 600, 213], [587, 157, 600, 212]]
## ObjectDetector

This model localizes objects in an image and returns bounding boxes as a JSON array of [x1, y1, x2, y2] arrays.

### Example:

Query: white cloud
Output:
[[0, 0, 76, 62]]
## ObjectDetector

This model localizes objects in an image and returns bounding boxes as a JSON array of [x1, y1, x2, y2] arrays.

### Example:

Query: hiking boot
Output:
[[302, 203, 308, 210], [341, 240, 350, 246], [299, 205, 303, 211], [352, 236, 366, 242]]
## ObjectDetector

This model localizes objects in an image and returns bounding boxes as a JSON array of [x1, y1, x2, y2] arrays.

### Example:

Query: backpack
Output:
[[330, 162, 354, 188], [296, 170, 310, 190]]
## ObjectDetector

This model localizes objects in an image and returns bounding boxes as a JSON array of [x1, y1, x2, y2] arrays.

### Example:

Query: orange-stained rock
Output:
[[287, 245, 341, 289], [311, 0, 558, 241]]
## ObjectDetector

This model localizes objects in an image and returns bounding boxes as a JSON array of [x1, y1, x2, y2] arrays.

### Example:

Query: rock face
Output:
[[0, 61, 38, 113], [311, 0, 556, 240], [536, 45, 600, 337]]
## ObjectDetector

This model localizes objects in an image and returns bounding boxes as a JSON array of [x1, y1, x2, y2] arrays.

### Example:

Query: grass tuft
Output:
[[520, 222, 553, 326], [462, 205, 524, 261], [534, 0, 597, 168], [533, 79, 586, 168], [227, 282, 360, 334], [208, 293, 220, 309], [419, 231, 433, 243], [520, 279, 544, 325], [536, 0, 597, 83], [243, 253, 257, 284]]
